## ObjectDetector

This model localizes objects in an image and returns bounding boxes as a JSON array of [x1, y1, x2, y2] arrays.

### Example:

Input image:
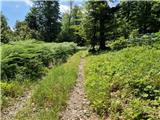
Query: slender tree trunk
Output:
[[99, 18, 106, 50], [68, 0, 73, 33], [91, 24, 96, 52], [89, 19, 97, 53]]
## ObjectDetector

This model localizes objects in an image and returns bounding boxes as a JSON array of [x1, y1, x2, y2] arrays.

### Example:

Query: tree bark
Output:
[[99, 18, 106, 50]]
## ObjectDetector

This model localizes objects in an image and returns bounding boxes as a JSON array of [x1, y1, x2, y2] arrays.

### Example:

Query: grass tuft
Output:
[[14, 51, 83, 120]]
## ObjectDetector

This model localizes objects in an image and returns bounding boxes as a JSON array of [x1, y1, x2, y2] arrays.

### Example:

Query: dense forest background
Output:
[[1, 0, 160, 49]]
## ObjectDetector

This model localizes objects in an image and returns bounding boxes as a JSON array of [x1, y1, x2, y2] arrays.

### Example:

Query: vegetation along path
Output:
[[1, 90, 32, 120], [60, 57, 99, 120]]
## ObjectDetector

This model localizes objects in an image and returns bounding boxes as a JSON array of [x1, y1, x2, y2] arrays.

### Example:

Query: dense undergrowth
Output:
[[1, 40, 77, 81], [0, 40, 77, 108], [85, 44, 160, 120], [13, 51, 82, 120], [109, 32, 160, 51]]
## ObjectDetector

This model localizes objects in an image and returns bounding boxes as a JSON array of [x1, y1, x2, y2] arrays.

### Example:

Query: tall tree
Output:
[[58, 12, 74, 42], [15, 21, 29, 40], [25, 7, 39, 30], [68, 0, 74, 33], [135, 1, 160, 33], [119, 1, 160, 35], [0, 12, 12, 43], [15, 20, 39, 40], [70, 6, 85, 45], [26, 0, 61, 42], [58, 5, 85, 45], [84, 0, 116, 50]]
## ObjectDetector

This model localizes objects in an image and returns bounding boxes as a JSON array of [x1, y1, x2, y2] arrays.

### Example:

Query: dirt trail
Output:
[[1, 90, 32, 120], [60, 57, 99, 120]]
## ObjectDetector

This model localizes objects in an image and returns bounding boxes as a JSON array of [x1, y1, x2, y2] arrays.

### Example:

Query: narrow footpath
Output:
[[60, 57, 99, 120]]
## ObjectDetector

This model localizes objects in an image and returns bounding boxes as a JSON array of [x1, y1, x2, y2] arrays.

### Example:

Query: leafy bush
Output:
[[85, 45, 160, 119], [1, 82, 22, 97], [0, 81, 23, 108], [109, 32, 160, 50], [109, 37, 128, 50], [128, 32, 160, 46], [1, 40, 77, 81]]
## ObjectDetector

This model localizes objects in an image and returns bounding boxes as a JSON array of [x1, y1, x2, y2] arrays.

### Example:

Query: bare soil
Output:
[[60, 57, 99, 120], [1, 90, 32, 120]]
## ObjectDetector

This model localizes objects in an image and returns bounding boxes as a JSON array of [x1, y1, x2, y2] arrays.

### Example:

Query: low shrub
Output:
[[1, 40, 78, 81], [109, 32, 160, 50], [128, 32, 160, 46], [0, 81, 23, 108], [1, 82, 22, 97], [109, 37, 128, 50], [85, 45, 160, 119]]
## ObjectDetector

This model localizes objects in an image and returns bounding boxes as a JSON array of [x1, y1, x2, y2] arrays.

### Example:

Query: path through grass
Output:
[[14, 52, 83, 120], [60, 57, 99, 120]]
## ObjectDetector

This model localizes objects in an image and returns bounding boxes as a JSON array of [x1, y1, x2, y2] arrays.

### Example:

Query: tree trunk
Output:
[[91, 24, 96, 52], [99, 39, 106, 50], [99, 18, 106, 50], [68, 0, 73, 33]]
